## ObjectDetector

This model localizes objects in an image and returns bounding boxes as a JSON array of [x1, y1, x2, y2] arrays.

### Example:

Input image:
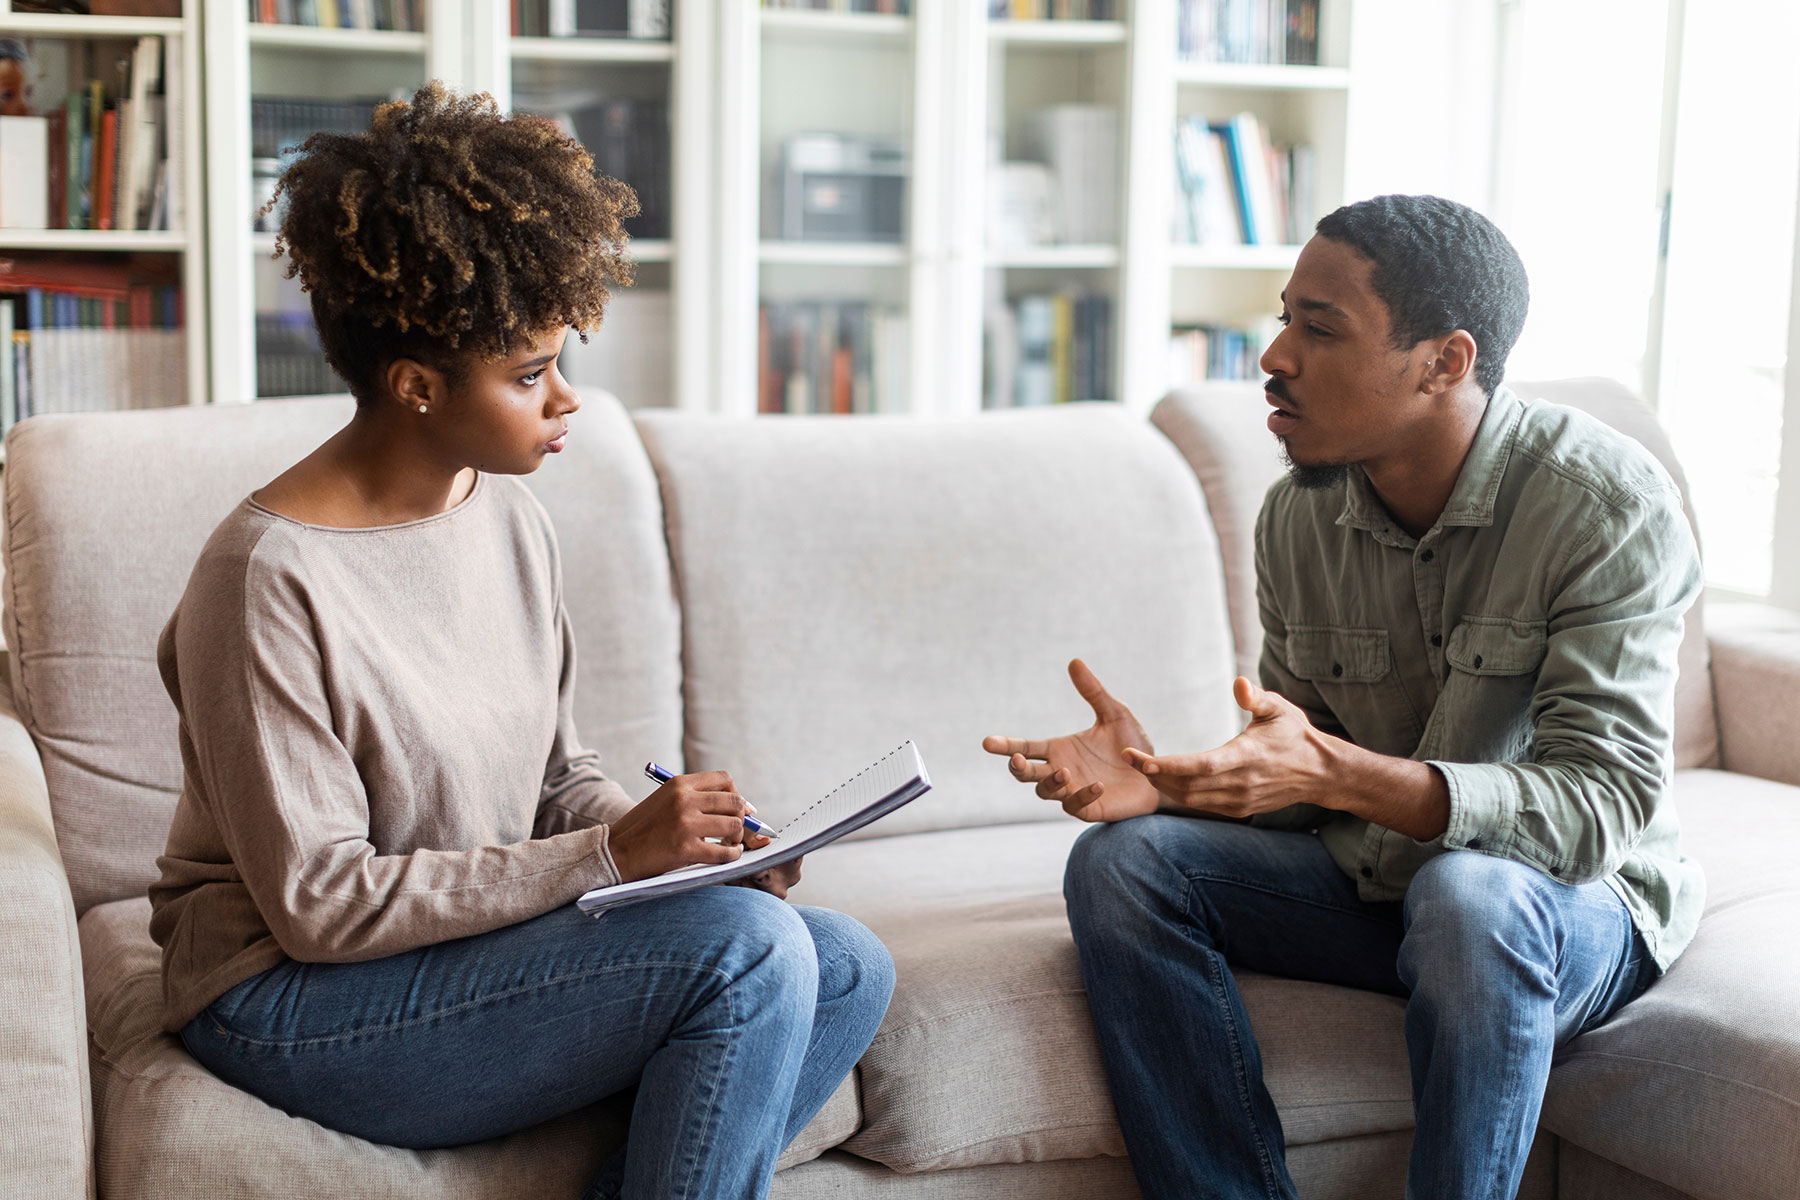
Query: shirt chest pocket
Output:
[[1284, 626, 1392, 683], [1445, 619, 1547, 677], [1440, 618, 1547, 762]]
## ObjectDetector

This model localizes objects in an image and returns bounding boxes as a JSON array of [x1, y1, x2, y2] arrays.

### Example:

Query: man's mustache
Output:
[[1264, 377, 1294, 407]]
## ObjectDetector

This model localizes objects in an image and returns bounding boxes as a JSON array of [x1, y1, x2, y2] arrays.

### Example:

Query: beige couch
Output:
[[2, 379, 1795, 1199]]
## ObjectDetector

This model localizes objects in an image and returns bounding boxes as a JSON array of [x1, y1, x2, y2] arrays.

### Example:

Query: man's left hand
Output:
[[1123, 677, 1333, 819]]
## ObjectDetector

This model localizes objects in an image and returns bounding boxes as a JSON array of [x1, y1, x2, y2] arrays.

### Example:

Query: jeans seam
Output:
[[1184, 879, 1289, 1200], [208, 959, 731, 1052]]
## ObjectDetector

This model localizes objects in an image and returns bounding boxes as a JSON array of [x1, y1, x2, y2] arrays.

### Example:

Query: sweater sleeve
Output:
[[180, 554, 615, 965], [533, 600, 637, 848]]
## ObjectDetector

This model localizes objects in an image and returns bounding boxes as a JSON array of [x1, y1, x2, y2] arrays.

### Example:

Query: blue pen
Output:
[[644, 762, 777, 840]]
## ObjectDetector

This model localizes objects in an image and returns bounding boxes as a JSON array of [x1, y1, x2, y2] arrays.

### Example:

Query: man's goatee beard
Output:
[[1277, 438, 1350, 491]]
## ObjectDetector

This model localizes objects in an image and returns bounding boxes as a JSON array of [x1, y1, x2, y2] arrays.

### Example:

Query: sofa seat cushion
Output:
[[1543, 768, 1800, 1200], [79, 898, 857, 1198], [803, 822, 1414, 1174]]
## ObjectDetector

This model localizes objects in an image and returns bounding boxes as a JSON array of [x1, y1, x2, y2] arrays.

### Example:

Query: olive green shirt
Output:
[[1251, 386, 1704, 971]]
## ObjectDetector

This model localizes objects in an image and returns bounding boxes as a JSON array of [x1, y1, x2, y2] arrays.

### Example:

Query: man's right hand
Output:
[[982, 659, 1162, 823], [608, 771, 756, 882]]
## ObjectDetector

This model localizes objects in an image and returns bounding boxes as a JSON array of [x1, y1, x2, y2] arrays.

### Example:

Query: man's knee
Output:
[[1401, 851, 1556, 991]]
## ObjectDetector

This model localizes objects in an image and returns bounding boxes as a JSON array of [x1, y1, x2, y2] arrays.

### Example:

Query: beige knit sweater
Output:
[[149, 475, 633, 1031]]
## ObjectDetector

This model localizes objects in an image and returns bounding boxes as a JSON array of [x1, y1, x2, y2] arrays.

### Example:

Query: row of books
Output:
[[514, 0, 670, 37], [762, 1, 910, 14], [1, 283, 185, 429], [985, 291, 1113, 409], [1177, 0, 1321, 65], [0, 37, 178, 232], [1168, 319, 1277, 386], [256, 313, 339, 398], [522, 95, 670, 240], [1173, 111, 1314, 246], [758, 301, 909, 416], [250, 0, 422, 27], [988, 1, 1116, 17]]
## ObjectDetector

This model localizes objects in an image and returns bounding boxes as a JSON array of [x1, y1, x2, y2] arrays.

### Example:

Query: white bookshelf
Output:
[[192, 0, 1359, 417], [0, 1, 207, 410]]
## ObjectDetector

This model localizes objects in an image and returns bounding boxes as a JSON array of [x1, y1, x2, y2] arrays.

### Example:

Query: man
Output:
[[984, 194, 1703, 1198]]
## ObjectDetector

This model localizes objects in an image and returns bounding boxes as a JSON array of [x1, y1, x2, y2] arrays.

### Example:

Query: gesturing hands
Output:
[[1123, 676, 1333, 819], [982, 659, 1163, 823], [608, 770, 772, 883]]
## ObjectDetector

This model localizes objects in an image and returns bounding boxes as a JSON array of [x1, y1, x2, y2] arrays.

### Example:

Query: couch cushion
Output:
[[2, 390, 681, 914], [799, 821, 1414, 1174], [79, 898, 856, 1197], [1151, 378, 1721, 772], [1542, 768, 1800, 1200], [632, 405, 1240, 840]]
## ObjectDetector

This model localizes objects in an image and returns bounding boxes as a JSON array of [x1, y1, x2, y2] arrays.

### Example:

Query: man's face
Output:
[[0, 61, 29, 117], [1259, 236, 1435, 483]]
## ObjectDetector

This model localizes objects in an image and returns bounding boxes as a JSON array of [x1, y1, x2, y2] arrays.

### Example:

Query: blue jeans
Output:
[[180, 889, 894, 1200], [1063, 816, 1655, 1200]]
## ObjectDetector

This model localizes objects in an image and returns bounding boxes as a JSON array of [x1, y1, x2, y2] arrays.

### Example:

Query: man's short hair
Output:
[[1314, 195, 1528, 397]]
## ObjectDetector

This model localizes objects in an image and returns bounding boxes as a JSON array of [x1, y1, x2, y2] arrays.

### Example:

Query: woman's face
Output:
[[0, 60, 30, 117], [433, 326, 579, 475]]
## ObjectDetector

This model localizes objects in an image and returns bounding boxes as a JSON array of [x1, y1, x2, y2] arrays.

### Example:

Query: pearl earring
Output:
[[418, 404, 428, 413]]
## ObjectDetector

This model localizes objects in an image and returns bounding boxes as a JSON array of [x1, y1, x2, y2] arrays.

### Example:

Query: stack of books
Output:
[[1019, 104, 1118, 245], [1, 258, 185, 427], [763, 1, 910, 14], [1172, 111, 1313, 246], [249, 1, 425, 30], [513, 0, 670, 37], [988, 1, 1116, 17], [1168, 319, 1278, 385], [1177, 0, 1320, 65], [758, 300, 908, 416], [255, 313, 339, 398], [0, 36, 179, 233], [985, 290, 1113, 409], [520, 96, 670, 240]]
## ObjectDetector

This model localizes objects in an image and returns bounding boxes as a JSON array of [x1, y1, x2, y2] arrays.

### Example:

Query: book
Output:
[[0, 116, 50, 229], [576, 742, 931, 915]]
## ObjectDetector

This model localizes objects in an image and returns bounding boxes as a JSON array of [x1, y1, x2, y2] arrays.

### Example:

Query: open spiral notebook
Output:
[[576, 741, 931, 915]]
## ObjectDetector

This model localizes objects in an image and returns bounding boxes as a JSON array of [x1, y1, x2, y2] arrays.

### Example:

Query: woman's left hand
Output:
[[728, 839, 803, 900]]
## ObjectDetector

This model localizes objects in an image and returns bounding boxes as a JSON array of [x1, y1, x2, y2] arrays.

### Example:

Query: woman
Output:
[[148, 84, 894, 1200]]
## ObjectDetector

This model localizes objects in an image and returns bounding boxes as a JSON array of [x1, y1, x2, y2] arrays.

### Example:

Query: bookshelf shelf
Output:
[[758, 10, 911, 42], [758, 241, 907, 267], [245, 24, 429, 55], [628, 238, 672, 263], [987, 19, 1128, 46], [1169, 243, 1304, 270], [990, 244, 1120, 269], [0, 230, 190, 253], [1173, 63, 1350, 91], [0, 13, 184, 38], [510, 36, 674, 64]]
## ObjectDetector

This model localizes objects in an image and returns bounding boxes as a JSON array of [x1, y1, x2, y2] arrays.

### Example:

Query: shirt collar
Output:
[[1336, 385, 1525, 539]]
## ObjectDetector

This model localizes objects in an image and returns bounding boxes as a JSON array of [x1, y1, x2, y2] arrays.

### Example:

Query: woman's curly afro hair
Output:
[[268, 82, 637, 405]]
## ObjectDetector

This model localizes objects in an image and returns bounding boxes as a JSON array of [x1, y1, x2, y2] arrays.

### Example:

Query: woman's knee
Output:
[[796, 906, 896, 1013]]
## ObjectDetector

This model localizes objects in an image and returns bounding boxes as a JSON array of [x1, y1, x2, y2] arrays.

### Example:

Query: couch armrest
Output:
[[1709, 603, 1800, 789], [0, 672, 93, 1199]]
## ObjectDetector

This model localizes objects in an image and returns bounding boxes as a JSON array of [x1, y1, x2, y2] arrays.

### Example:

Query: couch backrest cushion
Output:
[[1152, 377, 1719, 771], [2, 391, 681, 915], [633, 404, 1240, 840]]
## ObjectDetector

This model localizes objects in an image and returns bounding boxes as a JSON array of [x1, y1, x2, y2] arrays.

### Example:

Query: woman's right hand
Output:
[[607, 771, 759, 883]]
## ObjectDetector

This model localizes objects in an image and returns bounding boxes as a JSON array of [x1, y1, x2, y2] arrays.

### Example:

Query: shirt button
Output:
[[1467, 837, 1483, 850], [1431, 634, 1443, 647], [1359, 866, 1374, 879], [1331, 663, 1344, 677], [1420, 549, 1435, 563], [1473, 655, 1484, 669]]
